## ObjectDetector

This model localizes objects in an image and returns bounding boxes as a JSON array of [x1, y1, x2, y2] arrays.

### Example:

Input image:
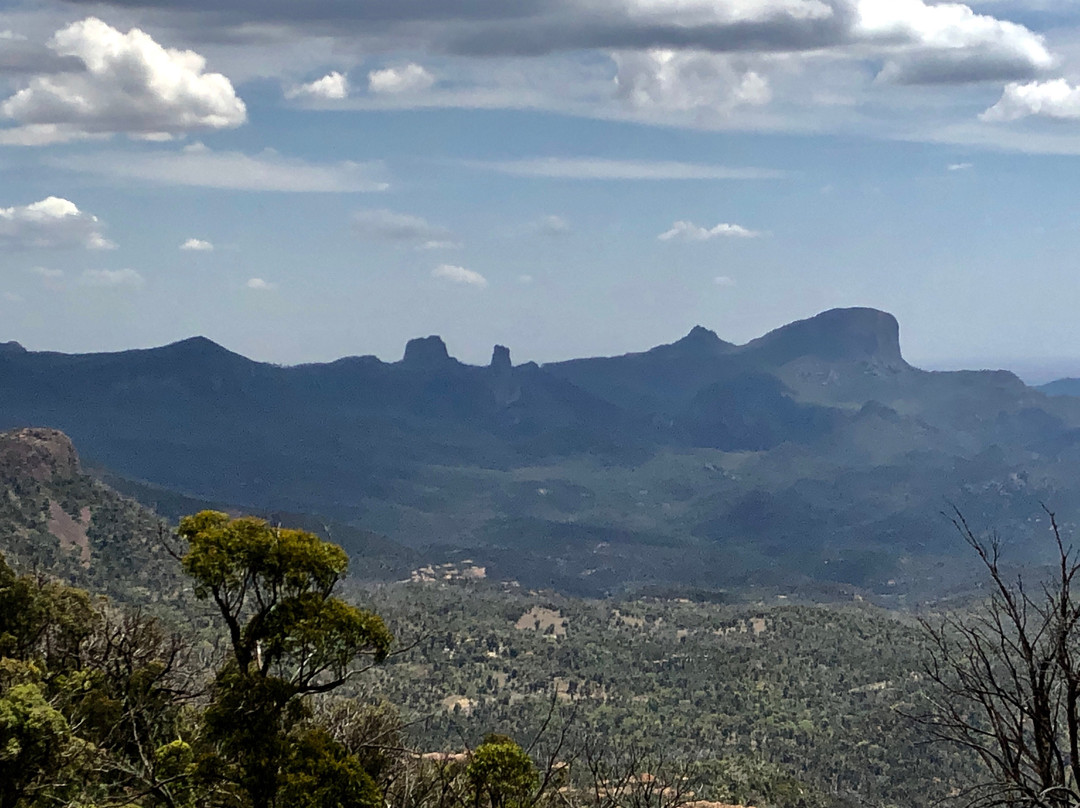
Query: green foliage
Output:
[[179, 511, 391, 681], [0, 554, 193, 808], [0, 678, 91, 808], [180, 511, 394, 808], [0, 553, 97, 666], [280, 728, 383, 808], [466, 735, 538, 808], [0, 443, 1009, 808]]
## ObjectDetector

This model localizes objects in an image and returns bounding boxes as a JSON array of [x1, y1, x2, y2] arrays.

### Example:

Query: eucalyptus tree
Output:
[[178, 511, 393, 808]]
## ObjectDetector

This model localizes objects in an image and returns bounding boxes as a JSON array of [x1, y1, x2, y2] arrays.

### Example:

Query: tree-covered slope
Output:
[[0, 427, 181, 604], [358, 578, 984, 808]]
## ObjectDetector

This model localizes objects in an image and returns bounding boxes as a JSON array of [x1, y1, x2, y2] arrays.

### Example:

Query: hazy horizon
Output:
[[5, 1, 1080, 370], [8, 308, 1080, 385]]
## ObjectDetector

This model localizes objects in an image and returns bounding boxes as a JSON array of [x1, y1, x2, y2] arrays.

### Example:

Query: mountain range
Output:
[[5, 307, 1080, 599]]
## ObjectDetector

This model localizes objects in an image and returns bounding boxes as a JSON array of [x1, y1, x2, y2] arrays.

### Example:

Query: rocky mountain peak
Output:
[[402, 335, 452, 367], [490, 345, 512, 372], [658, 325, 735, 358], [744, 307, 906, 367]]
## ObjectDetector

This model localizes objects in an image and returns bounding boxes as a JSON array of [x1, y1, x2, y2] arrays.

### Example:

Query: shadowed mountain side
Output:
[[4, 308, 1080, 598], [544, 308, 905, 414], [0, 336, 651, 521], [544, 324, 738, 414], [1039, 378, 1080, 398], [548, 308, 1080, 445]]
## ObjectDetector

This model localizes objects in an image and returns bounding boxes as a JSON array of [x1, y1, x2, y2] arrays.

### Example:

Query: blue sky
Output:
[[4, 0, 1080, 379]]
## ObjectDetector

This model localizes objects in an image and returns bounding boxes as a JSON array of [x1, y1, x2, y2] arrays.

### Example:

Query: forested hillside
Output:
[[0, 427, 991, 808], [0, 427, 180, 605], [359, 580, 981, 808]]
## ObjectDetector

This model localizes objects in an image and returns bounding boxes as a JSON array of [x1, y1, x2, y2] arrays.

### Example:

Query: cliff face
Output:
[[740, 307, 907, 368]]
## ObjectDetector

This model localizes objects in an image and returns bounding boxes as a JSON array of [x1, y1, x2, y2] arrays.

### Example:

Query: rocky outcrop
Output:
[[490, 345, 512, 373], [0, 428, 81, 483], [741, 307, 907, 368], [402, 335, 453, 368]]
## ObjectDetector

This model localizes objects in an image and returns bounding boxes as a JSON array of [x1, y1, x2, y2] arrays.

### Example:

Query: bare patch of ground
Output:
[[715, 617, 769, 637], [515, 606, 567, 636], [48, 501, 91, 567], [440, 695, 476, 715]]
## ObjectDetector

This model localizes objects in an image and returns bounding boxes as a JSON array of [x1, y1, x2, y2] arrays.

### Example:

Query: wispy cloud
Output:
[[246, 277, 276, 290], [465, 157, 785, 181], [369, 63, 434, 94], [532, 214, 570, 235], [30, 266, 65, 292], [80, 268, 144, 288], [353, 209, 459, 248], [180, 237, 214, 251], [46, 143, 389, 193]]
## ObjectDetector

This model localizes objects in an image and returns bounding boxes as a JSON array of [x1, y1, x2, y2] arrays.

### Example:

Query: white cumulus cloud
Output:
[[0, 197, 115, 250], [80, 268, 144, 288], [246, 277, 276, 290], [287, 71, 350, 100], [0, 17, 246, 144], [658, 221, 762, 241], [432, 264, 488, 287], [981, 78, 1080, 121], [369, 63, 435, 94], [859, 0, 1054, 84], [180, 237, 214, 251]]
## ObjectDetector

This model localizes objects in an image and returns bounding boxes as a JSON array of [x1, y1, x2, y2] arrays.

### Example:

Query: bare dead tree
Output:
[[576, 741, 698, 808], [920, 508, 1080, 808]]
